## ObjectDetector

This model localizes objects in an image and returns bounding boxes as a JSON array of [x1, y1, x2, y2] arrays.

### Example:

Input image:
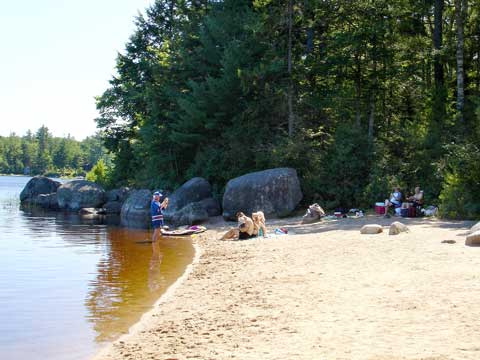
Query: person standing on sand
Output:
[[151, 191, 169, 242]]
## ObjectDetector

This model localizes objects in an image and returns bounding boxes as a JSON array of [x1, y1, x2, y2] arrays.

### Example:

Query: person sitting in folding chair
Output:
[[407, 186, 424, 216], [384, 186, 402, 217]]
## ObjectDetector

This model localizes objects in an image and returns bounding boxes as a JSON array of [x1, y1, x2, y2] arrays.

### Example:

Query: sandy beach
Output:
[[93, 215, 480, 360]]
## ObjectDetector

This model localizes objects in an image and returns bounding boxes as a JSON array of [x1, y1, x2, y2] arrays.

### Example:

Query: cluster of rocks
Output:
[[360, 221, 409, 235], [20, 178, 126, 213], [20, 167, 303, 228]]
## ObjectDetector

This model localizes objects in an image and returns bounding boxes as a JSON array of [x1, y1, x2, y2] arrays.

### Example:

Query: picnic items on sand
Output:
[[274, 227, 288, 235], [301, 203, 325, 224]]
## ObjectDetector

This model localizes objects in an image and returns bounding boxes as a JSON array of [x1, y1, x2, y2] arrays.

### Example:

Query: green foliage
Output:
[[0, 129, 110, 177], [93, 0, 480, 216], [86, 159, 111, 188], [315, 125, 373, 209], [439, 143, 480, 219]]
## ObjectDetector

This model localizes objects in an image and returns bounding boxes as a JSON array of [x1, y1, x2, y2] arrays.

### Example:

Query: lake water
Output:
[[0, 176, 195, 360]]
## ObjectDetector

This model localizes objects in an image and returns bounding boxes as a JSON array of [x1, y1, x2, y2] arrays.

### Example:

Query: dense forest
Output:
[[95, 0, 480, 218], [0, 126, 109, 178]]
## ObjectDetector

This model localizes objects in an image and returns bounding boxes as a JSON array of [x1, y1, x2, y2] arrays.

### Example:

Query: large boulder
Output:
[[164, 177, 213, 214], [222, 168, 303, 220], [197, 197, 222, 217], [20, 176, 60, 202], [57, 180, 106, 211], [106, 187, 131, 202], [360, 224, 383, 234], [32, 193, 59, 210], [172, 202, 209, 226], [466, 231, 480, 246], [120, 189, 152, 228], [389, 221, 409, 235], [104, 201, 123, 214], [163, 177, 221, 225]]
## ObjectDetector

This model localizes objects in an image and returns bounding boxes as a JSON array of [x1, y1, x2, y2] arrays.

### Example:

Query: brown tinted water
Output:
[[0, 176, 195, 360]]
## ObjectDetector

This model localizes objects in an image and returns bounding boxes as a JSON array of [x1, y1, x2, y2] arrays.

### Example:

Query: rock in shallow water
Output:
[[20, 176, 60, 203], [120, 189, 152, 228]]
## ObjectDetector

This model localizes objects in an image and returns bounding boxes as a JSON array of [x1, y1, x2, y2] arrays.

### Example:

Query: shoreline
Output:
[[93, 239, 203, 359], [92, 215, 480, 360]]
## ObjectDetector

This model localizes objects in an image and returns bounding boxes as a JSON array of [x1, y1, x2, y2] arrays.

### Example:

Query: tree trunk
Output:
[[368, 92, 375, 139], [368, 41, 377, 140], [433, 0, 444, 88], [455, 0, 466, 122], [355, 53, 362, 128], [287, 0, 294, 137]]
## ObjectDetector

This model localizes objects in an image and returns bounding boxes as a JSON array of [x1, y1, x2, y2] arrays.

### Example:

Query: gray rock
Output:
[[164, 177, 213, 214], [32, 193, 59, 210], [104, 201, 123, 214], [57, 180, 106, 211], [196, 197, 221, 217], [20, 176, 60, 202], [360, 224, 383, 234], [389, 221, 409, 235], [172, 202, 209, 226], [466, 230, 480, 246], [163, 178, 220, 224], [106, 187, 130, 202], [222, 168, 302, 220], [120, 189, 152, 228]]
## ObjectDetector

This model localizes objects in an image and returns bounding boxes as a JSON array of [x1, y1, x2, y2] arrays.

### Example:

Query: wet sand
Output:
[[93, 215, 480, 360]]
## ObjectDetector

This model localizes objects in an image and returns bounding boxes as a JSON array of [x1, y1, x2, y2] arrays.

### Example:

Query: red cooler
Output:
[[375, 202, 385, 215], [408, 206, 416, 217]]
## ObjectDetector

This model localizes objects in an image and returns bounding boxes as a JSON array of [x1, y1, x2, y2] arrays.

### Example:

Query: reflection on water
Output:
[[0, 176, 195, 360], [85, 228, 194, 343]]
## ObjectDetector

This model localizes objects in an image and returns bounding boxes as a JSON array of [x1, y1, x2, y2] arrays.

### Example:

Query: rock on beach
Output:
[[466, 230, 480, 246], [389, 221, 409, 235], [360, 224, 383, 234], [222, 168, 303, 220]]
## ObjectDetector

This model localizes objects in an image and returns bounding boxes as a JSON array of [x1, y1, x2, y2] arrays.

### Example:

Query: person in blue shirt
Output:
[[384, 186, 402, 217], [151, 191, 169, 242]]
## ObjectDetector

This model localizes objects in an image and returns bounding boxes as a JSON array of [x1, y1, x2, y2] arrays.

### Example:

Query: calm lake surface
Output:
[[0, 176, 195, 360]]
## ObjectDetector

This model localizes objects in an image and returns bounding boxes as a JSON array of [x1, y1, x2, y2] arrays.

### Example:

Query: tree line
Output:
[[95, 0, 480, 218], [0, 126, 109, 178]]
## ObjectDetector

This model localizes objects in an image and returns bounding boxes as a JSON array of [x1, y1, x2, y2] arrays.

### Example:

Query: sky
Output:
[[0, 0, 153, 140]]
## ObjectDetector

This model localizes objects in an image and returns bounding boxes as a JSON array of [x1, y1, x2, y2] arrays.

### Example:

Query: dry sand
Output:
[[93, 215, 480, 360]]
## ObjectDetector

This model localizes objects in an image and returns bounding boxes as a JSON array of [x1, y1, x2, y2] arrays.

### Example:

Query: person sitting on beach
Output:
[[252, 211, 267, 237], [407, 186, 424, 208], [237, 212, 256, 239], [384, 186, 402, 217], [219, 212, 256, 241]]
